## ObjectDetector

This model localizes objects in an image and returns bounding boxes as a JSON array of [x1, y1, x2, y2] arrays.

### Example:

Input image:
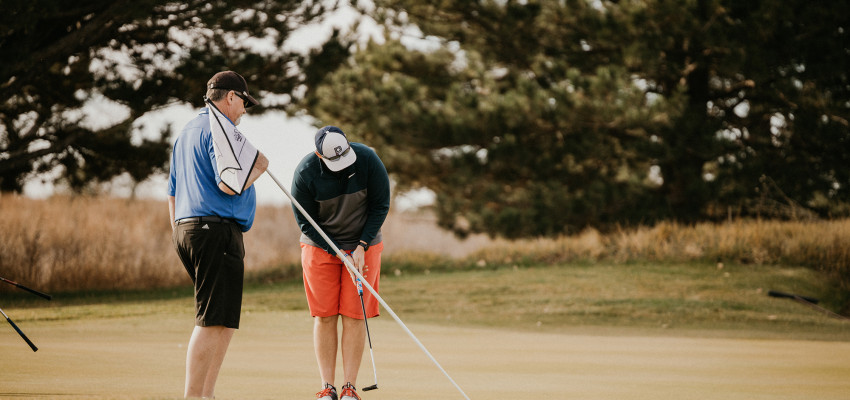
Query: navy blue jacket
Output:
[[291, 143, 391, 253]]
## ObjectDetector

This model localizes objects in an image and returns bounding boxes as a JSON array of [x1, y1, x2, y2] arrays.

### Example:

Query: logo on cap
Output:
[[314, 125, 357, 171]]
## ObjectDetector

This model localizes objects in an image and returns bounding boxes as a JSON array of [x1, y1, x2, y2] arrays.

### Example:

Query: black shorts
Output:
[[173, 219, 245, 329]]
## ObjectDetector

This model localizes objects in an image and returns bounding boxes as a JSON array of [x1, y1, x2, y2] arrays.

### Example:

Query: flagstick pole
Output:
[[265, 171, 471, 400]]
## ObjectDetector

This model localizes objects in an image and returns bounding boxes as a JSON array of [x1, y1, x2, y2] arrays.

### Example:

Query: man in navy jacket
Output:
[[291, 125, 390, 400]]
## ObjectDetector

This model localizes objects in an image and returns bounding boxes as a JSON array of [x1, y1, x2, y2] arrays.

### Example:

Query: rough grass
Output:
[[378, 262, 850, 340], [3, 261, 848, 341], [1, 194, 849, 317]]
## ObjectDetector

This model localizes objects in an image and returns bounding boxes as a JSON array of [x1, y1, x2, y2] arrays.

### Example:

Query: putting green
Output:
[[2, 309, 849, 399]]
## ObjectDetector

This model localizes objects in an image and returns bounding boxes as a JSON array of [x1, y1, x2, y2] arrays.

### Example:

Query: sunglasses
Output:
[[233, 91, 251, 108], [316, 145, 352, 161]]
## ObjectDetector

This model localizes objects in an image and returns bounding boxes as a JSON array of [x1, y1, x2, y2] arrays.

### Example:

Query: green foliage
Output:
[[0, 0, 346, 192], [4, 0, 849, 238], [305, 0, 850, 237]]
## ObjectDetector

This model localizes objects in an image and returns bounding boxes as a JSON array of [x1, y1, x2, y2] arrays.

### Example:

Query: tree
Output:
[[304, 0, 850, 237], [0, 0, 348, 192], [619, 0, 850, 220], [307, 0, 679, 237]]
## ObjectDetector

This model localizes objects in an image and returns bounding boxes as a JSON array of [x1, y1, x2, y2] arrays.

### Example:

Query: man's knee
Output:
[[340, 315, 364, 326], [316, 315, 339, 325]]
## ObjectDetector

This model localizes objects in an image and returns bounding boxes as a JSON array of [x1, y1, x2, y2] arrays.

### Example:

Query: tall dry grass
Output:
[[0, 194, 492, 292], [1, 194, 849, 292], [476, 220, 850, 289], [0, 195, 185, 291]]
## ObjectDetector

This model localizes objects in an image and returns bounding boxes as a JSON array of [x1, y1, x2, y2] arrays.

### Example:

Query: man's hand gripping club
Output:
[[340, 245, 368, 285]]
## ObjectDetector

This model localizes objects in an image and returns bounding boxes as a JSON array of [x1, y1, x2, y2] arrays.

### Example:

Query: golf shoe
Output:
[[315, 383, 337, 400]]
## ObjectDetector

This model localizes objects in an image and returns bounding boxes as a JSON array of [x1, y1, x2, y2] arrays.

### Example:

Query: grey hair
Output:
[[206, 88, 229, 102]]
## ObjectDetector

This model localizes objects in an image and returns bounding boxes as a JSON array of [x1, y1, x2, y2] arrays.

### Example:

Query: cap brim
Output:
[[244, 93, 260, 108], [321, 151, 357, 172]]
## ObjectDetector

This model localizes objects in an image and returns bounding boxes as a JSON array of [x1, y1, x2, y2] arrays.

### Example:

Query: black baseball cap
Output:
[[207, 71, 259, 108]]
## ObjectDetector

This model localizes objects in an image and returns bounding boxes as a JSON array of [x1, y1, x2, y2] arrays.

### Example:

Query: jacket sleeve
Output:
[[359, 150, 391, 248], [291, 165, 342, 254]]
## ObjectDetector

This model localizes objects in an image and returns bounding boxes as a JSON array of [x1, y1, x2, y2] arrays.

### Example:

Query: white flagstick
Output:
[[266, 171, 471, 400]]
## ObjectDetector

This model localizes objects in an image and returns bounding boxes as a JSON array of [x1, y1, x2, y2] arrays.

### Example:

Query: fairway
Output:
[[2, 308, 850, 400]]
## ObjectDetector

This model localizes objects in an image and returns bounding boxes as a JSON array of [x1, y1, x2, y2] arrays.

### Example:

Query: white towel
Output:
[[207, 101, 258, 195]]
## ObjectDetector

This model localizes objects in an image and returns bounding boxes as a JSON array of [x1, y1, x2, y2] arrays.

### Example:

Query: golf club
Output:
[[767, 290, 818, 304], [357, 278, 379, 391], [267, 171, 470, 400], [768, 290, 850, 320], [0, 307, 38, 352], [0, 277, 52, 300]]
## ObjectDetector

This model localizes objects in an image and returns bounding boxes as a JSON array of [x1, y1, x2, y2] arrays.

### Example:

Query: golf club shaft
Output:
[[267, 171, 470, 400], [0, 307, 38, 352], [0, 277, 52, 300], [358, 280, 378, 390], [767, 290, 818, 304], [790, 296, 850, 320], [767, 290, 850, 320]]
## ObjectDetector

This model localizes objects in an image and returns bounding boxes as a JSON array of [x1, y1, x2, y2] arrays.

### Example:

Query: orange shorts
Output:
[[300, 242, 382, 319]]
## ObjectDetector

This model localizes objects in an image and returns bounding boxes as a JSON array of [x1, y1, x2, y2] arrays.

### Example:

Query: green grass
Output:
[[378, 262, 850, 340], [2, 262, 848, 341]]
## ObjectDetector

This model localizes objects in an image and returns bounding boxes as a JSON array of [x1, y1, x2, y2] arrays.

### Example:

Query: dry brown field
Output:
[[2, 194, 849, 294]]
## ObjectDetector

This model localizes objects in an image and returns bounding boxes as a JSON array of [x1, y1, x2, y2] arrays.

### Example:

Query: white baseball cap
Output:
[[315, 126, 357, 171]]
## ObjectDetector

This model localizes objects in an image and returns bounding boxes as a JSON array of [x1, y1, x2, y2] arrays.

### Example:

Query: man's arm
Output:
[[218, 151, 270, 195], [291, 164, 341, 254], [360, 150, 391, 245], [246, 151, 270, 188], [168, 195, 176, 230]]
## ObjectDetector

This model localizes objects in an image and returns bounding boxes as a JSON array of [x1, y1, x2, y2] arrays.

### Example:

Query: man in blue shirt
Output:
[[168, 71, 268, 399]]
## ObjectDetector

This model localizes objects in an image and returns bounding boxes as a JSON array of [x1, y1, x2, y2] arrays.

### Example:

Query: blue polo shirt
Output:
[[168, 108, 256, 232]]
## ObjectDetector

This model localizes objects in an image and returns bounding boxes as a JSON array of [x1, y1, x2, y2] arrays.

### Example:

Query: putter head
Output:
[[362, 384, 378, 391]]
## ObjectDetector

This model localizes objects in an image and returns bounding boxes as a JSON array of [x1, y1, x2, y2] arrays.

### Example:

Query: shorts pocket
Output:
[[225, 224, 245, 261]]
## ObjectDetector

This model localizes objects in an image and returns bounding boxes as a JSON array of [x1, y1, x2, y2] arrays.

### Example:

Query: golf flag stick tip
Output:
[[266, 171, 471, 400]]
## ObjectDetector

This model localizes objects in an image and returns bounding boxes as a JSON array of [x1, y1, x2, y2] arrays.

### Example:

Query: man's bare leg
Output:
[[315, 316, 340, 387], [340, 315, 366, 386], [185, 325, 235, 398]]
